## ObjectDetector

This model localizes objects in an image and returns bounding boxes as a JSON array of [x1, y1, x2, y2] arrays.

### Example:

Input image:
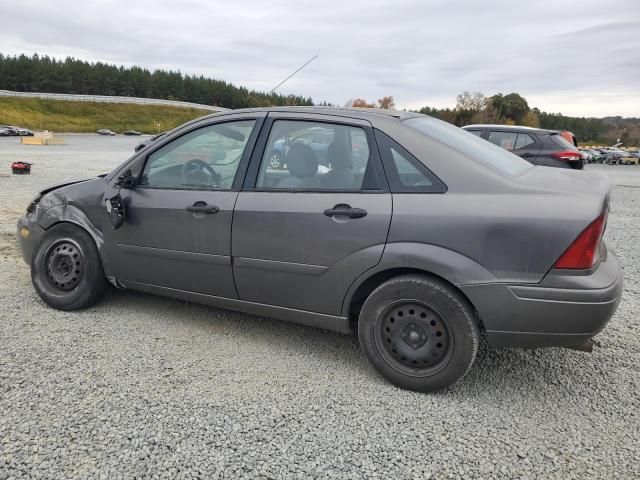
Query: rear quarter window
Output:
[[550, 134, 578, 150]]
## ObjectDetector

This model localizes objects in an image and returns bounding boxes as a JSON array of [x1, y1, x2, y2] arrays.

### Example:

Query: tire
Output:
[[31, 223, 108, 311], [268, 151, 283, 169], [358, 274, 480, 392], [534, 157, 571, 169]]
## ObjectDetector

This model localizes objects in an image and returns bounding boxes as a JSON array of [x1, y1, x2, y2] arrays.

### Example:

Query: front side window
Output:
[[140, 120, 256, 189], [256, 120, 373, 190], [466, 129, 483, 137]]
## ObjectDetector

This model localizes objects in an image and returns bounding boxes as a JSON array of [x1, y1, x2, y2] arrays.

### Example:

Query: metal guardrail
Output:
[[0, 89, 230, 112]]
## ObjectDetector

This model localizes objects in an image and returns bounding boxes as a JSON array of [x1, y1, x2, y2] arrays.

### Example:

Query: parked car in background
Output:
[[462, 124, 583, 169], [600, 146, 627, 156], [15, 127, 34, 136], [618, 151, 639, 165], [579, 148, 607, 164], [18, 107, 622, 392], [97, 129, 116, 136], [0, 125, 31, 136], [579, 148, 594, 163], [123, 130, 142, 136]]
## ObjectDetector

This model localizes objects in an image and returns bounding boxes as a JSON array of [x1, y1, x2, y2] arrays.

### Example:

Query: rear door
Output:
[[232, 113, 392, 316]]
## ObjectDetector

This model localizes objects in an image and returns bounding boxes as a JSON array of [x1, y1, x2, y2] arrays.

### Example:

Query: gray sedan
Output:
[[17, 107, 623, 392]]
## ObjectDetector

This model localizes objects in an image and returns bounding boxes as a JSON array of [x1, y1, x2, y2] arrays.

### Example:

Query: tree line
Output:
[[0, 53, 313, 109], [415, 91, 637, 145], [343, 92, 636, 145], [1, 54, 637, 145]]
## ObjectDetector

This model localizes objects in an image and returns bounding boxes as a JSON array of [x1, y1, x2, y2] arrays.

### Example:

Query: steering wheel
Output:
[[181, 159, 221, 187]]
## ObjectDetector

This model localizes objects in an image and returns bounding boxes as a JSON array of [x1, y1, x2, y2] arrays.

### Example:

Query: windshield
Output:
[[404, 117, 533, 177]]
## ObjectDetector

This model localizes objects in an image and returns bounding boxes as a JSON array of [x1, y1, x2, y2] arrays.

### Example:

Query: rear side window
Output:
[[488, 131, 518, 151], [375, 130, 446, 193], [255, 120, 377, 191], [515, 133, 535, 149]]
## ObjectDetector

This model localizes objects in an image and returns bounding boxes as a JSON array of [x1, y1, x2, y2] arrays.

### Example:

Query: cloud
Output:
[[1, 0, 638, 116]]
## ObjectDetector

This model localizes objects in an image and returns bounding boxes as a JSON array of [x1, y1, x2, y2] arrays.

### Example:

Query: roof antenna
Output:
[[270, 54, 319, 93]]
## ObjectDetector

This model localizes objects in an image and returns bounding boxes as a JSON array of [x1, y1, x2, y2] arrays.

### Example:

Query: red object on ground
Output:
[[11, 162, 32, 174]]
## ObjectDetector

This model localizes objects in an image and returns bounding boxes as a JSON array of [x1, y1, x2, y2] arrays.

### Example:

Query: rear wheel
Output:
[[358, 275, 479, 392], [31, 223, 108, 310]]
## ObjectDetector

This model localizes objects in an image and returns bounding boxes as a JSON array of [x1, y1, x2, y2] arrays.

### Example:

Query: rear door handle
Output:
[[324, 203, 367, 219], [186, 202, 220, 214], [521, 153, 534, 158]]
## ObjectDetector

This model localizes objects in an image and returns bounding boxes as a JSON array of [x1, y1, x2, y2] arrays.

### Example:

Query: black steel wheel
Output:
[[44, 239, 85, 291], [31, 223, 108, 311], [375, 301, 453, 377], [359, 274, 480, 392]]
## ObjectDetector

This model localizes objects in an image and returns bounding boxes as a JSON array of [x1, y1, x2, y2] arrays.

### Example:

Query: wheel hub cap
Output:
[[46, 241, 84, 291], [378, 302, 451, 370]]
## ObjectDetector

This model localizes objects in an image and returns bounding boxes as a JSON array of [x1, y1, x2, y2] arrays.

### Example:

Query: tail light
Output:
[[552, 151, 582, 162], [554, 211, 608, 269]]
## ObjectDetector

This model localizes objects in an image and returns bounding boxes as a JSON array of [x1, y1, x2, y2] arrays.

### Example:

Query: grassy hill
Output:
[[0, 97, 210, 133]]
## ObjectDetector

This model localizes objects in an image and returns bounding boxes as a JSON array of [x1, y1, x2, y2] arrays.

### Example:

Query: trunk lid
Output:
[[515, 166, 610, 204]]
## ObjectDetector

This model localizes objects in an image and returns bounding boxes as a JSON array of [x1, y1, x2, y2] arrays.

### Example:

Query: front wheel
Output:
[[358, 275, 480, 392], [31, 223, 108, 311]]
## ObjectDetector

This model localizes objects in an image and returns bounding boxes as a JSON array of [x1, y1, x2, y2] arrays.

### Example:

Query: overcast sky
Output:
[[2, 0, 639, 117]]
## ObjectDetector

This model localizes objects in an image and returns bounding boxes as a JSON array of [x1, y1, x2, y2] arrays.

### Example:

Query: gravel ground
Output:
[[0, 136, 638, 479]]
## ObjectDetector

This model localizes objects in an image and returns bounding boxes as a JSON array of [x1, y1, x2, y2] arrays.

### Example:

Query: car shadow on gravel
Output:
[[93, 287, 612, 398]]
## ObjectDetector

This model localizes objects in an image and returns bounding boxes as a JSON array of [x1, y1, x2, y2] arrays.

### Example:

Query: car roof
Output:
[[201, 106, 422, 122], [462, 124, 557, 134]]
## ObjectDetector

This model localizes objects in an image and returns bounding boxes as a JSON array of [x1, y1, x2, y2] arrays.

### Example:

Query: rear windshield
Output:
[[404, 117, 533, 177], [550, 133, 578, 150]]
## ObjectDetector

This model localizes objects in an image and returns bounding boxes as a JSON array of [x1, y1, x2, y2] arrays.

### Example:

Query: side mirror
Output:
[[115, 169, 136, 189], [105, 193, 126, 229]]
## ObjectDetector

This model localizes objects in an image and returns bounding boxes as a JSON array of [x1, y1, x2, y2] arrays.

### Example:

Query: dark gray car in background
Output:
[[462, 124, 584, 169], [17, 107, 622, 392]]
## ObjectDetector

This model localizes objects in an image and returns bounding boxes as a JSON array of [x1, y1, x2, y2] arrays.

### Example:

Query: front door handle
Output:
[[186, 202, 220, 214], [521, 152, 534, 158], [324, 203, 367, 219]]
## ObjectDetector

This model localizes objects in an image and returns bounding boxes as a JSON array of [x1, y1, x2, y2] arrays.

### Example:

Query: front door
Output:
[[232, 116, 392, 316], [105, 117, 260, 298]]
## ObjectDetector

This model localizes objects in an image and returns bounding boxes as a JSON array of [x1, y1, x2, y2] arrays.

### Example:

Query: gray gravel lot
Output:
[[0, 136, 638, 479]]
